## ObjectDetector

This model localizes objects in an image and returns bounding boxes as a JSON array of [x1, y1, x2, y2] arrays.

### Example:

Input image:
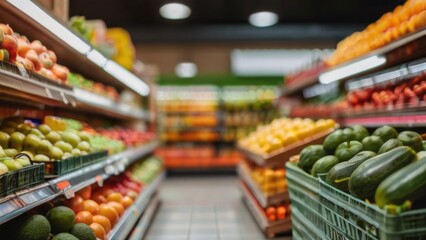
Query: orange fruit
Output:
[[100, 188, 114, 198], [66, 195, 84, 213], [83, 199, 99, 215], [98, 204, 119, 225], [75, 210, 93, 225], [92, 191, 108, 204], [107, 201, 125, 216], [77, 185, 92, 200], [93, 215, 112, 233], [121, 196, 133, 209], [90, 222, 106, 240], [107, 192, 123, 203], [126, 190, 138, 200]]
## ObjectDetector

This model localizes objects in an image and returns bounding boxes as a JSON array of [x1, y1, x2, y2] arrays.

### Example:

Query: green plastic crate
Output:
[[0, 163, 45, 197], [318, 175, 426, 239], [44, 150, 108, 177], [291, 204, 329, 240], [286, 162, 319, 194]]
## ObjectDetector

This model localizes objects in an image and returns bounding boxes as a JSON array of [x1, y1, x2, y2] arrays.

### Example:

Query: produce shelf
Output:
[[127, 194, 161, 240], [0, 141, 159, 224], [240, 181, 292, 238], [0, 0, 149, 96], [108, 171, 164, 240], [237, 127, 335, 168], [237, 163, 289, 208], [341, 114, 426, 128], [281, 27, 426, 96]]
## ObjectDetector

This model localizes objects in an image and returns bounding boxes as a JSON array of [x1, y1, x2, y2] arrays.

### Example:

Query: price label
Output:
[[56, 180, 71, 191], [104, 165, 116, 175], [17, 65, 29, 78], [95, 175, 104, 187], [63, 186, 75, 199]]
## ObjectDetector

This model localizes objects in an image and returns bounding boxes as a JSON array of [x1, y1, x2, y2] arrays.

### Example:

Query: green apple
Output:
[[46, 131, 61, 144], [62, 152, 73, 160], [71, 148, 81, 156], [16, 123, 32, 135], [23, 134, 41, 152], [78, 132, 91, 142], [30, 129, 45, 139], [33, 154, 50, 162], [15, 158, 31, 167], [0, 148, 6, 158], [54, 141, 73, 153], [81, 151, 89, 155], [10, 132, 25, 151], [37, 124, 52, 135], [2, 159, 23, 171], [0, 131, 10, 149], [4, 148, 18, 157], [50, 146, 63, 160], [77, 141, 91, 152], [61, 132, 81, 148], [0, 162, 8, 175], [20, 151, 34, 160], [36, 140, 53, 155]]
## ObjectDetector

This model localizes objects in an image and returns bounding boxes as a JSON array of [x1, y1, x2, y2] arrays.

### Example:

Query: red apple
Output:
[[17, 38, 31, 57], [1, 34, 17, 62], [0, 24, 13, 35], [25, 50, 41, 70], [16, 56, 35, 71], [47, 50, 57, 63], [30, 40, 45, 54], [39, 52, 53, 69], [51, 64, 69, 82]]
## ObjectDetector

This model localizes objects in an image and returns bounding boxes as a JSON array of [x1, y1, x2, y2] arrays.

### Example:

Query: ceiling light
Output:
[[175, 62, 197, 78], [319, 55, 387, 84], [160, 3, 191, 20], [249, 11, 279, 27]]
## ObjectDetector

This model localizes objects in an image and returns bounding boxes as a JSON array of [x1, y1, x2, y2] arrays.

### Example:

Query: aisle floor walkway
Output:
[[145, 176, 287, 240]]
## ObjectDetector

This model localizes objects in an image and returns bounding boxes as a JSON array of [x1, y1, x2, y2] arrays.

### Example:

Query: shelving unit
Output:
[[240, 182, 292, 238], [127, 194, 161, 240], [0, 141, 159, 225], [108, 171, 164, 240], [237, 163, 288, 208]]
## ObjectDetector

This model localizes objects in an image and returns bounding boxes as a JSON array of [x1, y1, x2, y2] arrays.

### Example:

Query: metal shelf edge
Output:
[[127, 194, 160, 240]]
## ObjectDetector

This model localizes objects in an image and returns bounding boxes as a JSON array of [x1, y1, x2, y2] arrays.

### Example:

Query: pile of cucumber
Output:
[[298, 125, 426, 210]]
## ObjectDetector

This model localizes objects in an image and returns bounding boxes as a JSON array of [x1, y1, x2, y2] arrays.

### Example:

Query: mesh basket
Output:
[[0, 163, 45, 197], [44, 150, 108, 176]]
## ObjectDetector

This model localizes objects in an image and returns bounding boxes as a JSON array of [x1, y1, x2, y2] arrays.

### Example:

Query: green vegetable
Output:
[[335, 141, 363, 162], [362, 136, 384, 153], [298, 145, 326, 173], [378, 139, 403, 154], [349, 146, 417, 201], [375, 157, 426, 208], [398, 131, 423, 152], [326, 151, 376, 192], [372, 125, 398, 142], [323, 129, 356, 154], [351, 125, 369, 142], [311, 155, 339, 177]]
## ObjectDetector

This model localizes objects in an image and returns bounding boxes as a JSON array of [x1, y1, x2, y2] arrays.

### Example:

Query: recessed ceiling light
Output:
[[249, 11, 279, 27], [175, 62, 197, 78], [160, 3, 191, 20]]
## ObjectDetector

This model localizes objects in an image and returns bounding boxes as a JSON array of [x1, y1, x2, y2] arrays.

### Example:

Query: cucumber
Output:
[[378, 139, 403, 154], [298, 145, 326, 173], [348, 146, 417, 201], [375, 157, 426, 208], [326, 151, 376, 192], [311, 156, 339, 177]]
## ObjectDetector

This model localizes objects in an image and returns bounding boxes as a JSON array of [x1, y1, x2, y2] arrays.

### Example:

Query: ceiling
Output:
[[69, 0, 406, 42]]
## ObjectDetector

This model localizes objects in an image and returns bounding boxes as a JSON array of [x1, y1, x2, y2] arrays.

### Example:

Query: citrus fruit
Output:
[[16, 214, 51, 240], [100, 188, 114, 198], [52, 233, 78, 240], [90, 222, 106, 240], [92, 191, 108, 204], [107, 201, 125, 216], [46, 206, 75, 234], [93, 215, 112, 233], [83, 199, 99, 215], [77, 186, 92, 200], [66, 195, 84, 213], [121, 196, 133, 209], [98, 204, 119, 225], [75, 210, 93, 225], [70, 223, 96, 240], [107, 192, 123, 203]]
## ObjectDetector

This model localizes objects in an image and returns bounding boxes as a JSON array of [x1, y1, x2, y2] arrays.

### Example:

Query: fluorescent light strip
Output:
[[87, 49, 108, 67], [104, 61, 150, 96], [319, 56, 387, 84], [8, 0, 91, 54]]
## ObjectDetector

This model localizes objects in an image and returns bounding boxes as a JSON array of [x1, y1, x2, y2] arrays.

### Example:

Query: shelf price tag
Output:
[[17, 65, 29, 78], [95, 175, 104, 187], [56, 180, 74, 199], [63, 186, 75, 199]]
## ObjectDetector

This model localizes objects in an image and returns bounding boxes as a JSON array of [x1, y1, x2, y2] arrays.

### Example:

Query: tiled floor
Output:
[[144, 176, 291, 240]]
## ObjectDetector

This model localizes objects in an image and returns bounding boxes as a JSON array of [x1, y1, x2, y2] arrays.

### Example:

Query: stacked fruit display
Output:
[[0, 23, 69, 82], [298, 124, 426, 211], [265, 205, 289, 222], [68, 73, 120, 101], [96, 128, 156, 147], [346, 74, 426, 109], [326, 0, 426, 66], [238, 118, 337, 154], [251, 167, 287, 196]]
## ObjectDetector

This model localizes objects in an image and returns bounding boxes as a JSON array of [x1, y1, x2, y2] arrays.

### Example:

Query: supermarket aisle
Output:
[[145, 176, 279, 240]]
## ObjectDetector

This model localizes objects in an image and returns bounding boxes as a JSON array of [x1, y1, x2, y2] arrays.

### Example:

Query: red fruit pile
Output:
[[97, 128, 156, 147], [265, 204, 289, 222]]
